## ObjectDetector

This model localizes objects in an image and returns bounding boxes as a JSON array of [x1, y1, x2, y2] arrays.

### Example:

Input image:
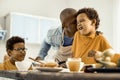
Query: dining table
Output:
[[0, 69, 120, 80]]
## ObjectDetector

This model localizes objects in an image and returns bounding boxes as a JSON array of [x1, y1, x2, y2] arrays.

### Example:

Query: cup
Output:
[[15, 60, 32, 71], [66, 58, 83, 72]]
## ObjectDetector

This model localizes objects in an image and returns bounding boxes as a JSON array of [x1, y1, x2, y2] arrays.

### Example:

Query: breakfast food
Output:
[[95, 63, 103, 68], [111, 54, 120, 66], [44, 62, 58, 67], [103, 49, 115, 57], [103, 62, 117, 68], [95, 51, 103, 61], [94, 49, 118, 68]]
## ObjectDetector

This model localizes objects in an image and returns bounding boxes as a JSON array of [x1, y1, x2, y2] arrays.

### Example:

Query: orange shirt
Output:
[[72, 31, 112, 64], [0, 59, 17, 70]]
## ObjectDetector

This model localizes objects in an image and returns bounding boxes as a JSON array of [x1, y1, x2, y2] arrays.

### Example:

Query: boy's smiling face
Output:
[[8, 42, 26, 61], [76, 13, 96, 36]]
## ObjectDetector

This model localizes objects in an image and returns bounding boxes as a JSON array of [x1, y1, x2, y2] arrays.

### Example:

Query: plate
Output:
[[36, 67, 63, 72], [88, 67, 120, 73]]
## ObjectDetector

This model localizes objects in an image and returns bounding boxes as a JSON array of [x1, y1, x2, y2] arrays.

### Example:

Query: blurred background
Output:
[[0, 0, 120, 63]]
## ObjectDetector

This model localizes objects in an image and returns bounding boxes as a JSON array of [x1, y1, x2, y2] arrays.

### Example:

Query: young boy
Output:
[[72, 8, 112, 64], [0, 36, 27, 70]]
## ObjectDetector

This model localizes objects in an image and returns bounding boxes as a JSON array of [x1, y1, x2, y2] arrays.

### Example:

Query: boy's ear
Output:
[[7, 50, 12, 56], [91, 19, 96, 26]]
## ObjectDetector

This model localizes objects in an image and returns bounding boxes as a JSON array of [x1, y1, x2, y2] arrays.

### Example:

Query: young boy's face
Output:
[[9, 42, 26, 61], [76, 13, 96, 36]]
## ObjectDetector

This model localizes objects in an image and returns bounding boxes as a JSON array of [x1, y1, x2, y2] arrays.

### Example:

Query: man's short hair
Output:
[[60, 8, 77, 22]]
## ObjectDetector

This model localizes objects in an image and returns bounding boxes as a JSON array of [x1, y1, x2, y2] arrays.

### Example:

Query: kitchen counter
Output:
[[0, 70, 120, 80]]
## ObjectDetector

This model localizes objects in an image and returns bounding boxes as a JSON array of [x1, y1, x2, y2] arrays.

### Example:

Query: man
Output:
[[37, 8, 77, 60]]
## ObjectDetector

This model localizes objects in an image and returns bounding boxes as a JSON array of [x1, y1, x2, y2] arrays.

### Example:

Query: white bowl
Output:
[[15, 61, 32, 71]]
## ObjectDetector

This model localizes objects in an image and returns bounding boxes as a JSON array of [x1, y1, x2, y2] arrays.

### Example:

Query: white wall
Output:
[[0, 0, 68, 17], [0, 0, 68, 62], [0, 0, 115, 62], [113, 0, 120, 53], [0, 0, 68, 28], [0, 41, 6, 63]]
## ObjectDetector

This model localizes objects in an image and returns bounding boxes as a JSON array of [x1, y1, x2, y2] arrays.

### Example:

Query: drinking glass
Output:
[[66, 58, 84, 72]]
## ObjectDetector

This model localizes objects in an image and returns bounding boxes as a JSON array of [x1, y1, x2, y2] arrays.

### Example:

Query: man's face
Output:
[[8, 42, 26, 61], [63, 16, 77, 37]]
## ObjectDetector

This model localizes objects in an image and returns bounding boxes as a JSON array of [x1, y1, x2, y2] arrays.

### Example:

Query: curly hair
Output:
[[6, 36, 25, 51], [76, 8, 100, 29]]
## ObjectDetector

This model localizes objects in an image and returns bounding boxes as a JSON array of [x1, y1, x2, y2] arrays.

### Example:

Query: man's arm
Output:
[[38, 40, 51, 60]]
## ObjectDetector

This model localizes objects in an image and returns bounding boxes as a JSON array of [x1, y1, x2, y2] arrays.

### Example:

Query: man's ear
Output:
[[91, 19, 96, 26]]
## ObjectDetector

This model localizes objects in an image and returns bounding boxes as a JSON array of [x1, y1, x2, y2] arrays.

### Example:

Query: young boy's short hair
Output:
[[6, 36, 25, 51]]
